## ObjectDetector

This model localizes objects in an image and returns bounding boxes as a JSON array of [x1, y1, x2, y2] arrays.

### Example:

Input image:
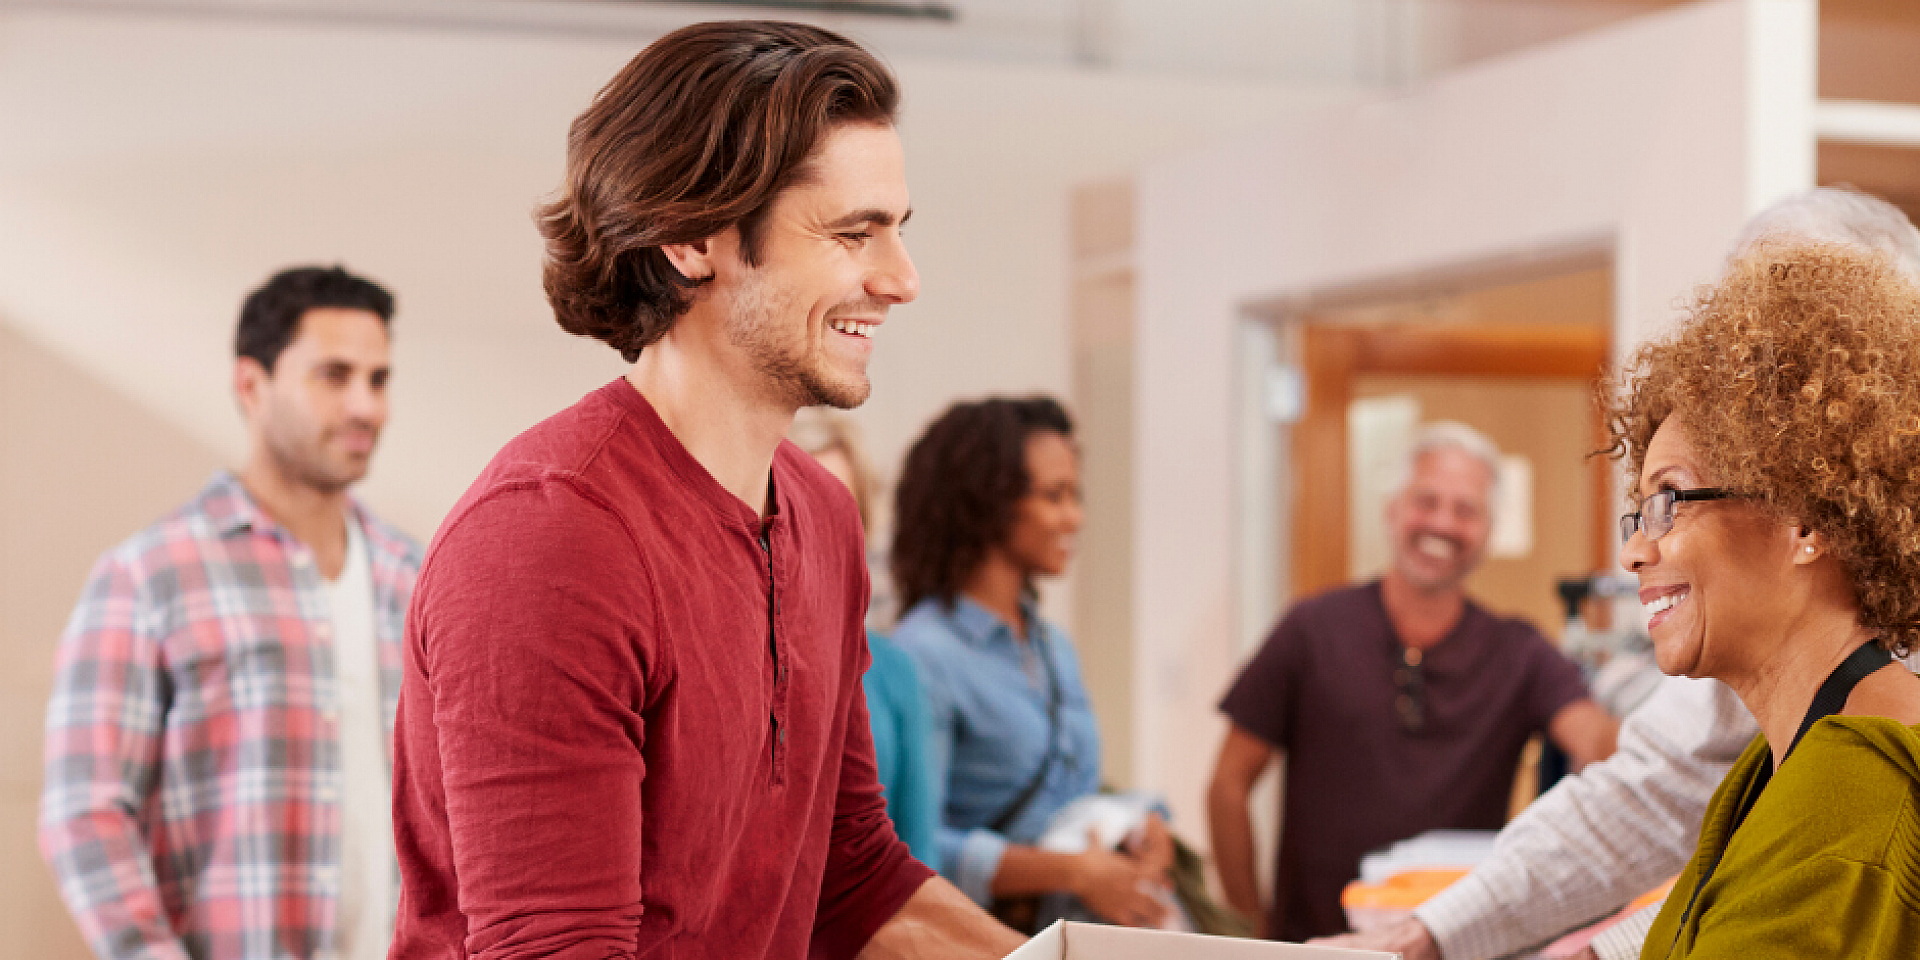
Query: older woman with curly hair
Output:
[[1610, 240, 1920, 959], [889, 396, 1176, 931]]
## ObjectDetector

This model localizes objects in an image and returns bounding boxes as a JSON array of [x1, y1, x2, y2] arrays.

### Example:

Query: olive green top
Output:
[[1642, 715, 1920, 959]]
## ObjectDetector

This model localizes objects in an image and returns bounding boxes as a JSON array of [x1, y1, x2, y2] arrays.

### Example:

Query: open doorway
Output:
[[1282, 263, 1613, 638]]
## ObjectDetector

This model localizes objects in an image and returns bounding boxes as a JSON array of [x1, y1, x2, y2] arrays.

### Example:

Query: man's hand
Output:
[[1071, 831, 1171, 928], [859, 876, 1026, 960], [1311, 917, 1442, 960]]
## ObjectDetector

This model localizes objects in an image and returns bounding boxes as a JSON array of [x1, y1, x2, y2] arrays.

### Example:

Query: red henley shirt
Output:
[[390, 380, 931, 960]]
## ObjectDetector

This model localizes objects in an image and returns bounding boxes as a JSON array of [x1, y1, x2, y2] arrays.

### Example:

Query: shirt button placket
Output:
[[761, 526, 786, 786]]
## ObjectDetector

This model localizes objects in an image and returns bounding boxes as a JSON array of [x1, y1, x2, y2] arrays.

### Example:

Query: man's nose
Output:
[[869, 234, 919, 305], [347, 378, 387, 422]]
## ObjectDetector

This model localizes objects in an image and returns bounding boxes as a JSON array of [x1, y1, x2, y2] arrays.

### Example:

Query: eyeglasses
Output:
[[1619, 487, 1733, 544], [1393, 647, 1426, 735]]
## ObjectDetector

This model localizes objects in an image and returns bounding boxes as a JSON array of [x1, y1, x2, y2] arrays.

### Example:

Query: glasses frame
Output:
[[1619, 487, 1733, 545]]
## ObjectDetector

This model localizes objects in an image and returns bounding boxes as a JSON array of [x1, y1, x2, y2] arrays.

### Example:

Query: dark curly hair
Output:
[[1605, 240, 1920, 656], [235, 265, 393, 373], [536, 21, 899, 362], [891, 396, 1075, 616]]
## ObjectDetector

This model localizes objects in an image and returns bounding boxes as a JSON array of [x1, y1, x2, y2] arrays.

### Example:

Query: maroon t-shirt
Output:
[[1219, 580, 1587, 942], [390, 381, 931, 960]]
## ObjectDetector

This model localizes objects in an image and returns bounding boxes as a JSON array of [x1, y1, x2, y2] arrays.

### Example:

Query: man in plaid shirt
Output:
[[40, 266, 422, 960]]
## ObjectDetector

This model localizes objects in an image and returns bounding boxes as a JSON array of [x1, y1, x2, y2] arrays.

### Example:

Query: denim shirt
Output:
[[891, 595, 1102, 906]]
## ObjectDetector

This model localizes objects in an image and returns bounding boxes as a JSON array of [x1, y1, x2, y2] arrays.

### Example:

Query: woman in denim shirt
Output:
[[889, 396, 1173, 930], [790, 408, 940, 868]]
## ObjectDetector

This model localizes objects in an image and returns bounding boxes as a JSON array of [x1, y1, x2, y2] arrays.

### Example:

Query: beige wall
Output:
[[0, 6, 1345, 581], [0, 320, 227, 960], [1070, 182, 1139, 789], [1130, 0, 1815, 840], [0, 8, 1349, 940]]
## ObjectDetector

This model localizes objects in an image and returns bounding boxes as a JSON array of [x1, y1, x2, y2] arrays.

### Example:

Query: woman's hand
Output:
[[1124, 813, 1176, 879], [1071, 830, 1171, 928]]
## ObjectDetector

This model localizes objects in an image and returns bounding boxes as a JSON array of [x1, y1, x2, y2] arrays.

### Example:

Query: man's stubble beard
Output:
[[725, 270, 871, 411], [261, 399, 369, 496]]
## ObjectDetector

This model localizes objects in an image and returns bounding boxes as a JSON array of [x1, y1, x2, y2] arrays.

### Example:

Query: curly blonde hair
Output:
[[1605, 240, 1920, 656]]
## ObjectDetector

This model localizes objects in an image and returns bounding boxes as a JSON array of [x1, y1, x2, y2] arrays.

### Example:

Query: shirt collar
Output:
[[199, 469, 373, 545], [946, 594, 1042, 649], [200, 470, 266, 537]]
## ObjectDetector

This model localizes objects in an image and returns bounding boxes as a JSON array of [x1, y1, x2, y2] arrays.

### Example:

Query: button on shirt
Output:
[[390, 381, 928, 960], [891, 596, 1102, 906]]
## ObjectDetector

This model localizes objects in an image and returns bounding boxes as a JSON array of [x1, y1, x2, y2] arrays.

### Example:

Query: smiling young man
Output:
[[41, 266, 420, 960], [388, 22, 1023, 960], [1206, 422, 1619, 942]]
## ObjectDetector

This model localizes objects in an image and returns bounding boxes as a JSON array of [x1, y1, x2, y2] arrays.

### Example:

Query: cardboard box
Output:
[[1006, 921, 1400, 960]]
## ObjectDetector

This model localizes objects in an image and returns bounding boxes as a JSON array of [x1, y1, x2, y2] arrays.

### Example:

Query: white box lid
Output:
[[1005, 921, 1399, 960]]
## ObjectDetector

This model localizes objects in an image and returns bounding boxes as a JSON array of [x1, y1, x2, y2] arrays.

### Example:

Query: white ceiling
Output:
[[2, 0, 1459, 86]]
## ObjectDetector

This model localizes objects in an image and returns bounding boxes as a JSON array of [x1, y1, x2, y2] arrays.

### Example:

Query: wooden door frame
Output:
[[1290, 320, 1613, 599]]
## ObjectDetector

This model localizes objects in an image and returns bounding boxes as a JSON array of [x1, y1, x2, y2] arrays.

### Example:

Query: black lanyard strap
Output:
[[1788, 639, 1897, 760], [1664, 638, 1894, 956]]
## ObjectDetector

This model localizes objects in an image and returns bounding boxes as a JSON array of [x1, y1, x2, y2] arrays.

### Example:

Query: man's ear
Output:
[[660, 238, 718, 284], [234, 356, 269, 423]]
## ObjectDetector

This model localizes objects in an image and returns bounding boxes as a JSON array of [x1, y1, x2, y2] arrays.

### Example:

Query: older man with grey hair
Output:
[[1319, 186, 1920, 960], [1209, 420, 1620, 943]]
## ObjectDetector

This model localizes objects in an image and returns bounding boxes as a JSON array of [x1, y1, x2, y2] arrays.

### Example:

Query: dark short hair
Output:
[[537, 20, 900, 362], [235, 265, 394, 372], [891, 396, 1075, 615]]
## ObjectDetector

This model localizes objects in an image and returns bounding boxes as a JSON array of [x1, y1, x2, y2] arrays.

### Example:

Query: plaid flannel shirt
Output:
[[40, 472, 421, 960]]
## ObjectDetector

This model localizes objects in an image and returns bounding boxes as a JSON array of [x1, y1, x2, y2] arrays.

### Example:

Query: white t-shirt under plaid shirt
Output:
[[40, 472, 420, 960], [326, 517, 393, 960]]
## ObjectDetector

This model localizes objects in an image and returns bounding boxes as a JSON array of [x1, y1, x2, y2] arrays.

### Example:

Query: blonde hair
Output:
[[789, 407, 877, 529]]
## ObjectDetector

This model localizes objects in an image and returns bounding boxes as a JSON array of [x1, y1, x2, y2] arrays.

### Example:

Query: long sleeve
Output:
[[411, 486, 653, 960], [1413, 675, 1753, 960], [39, 552, 193, 960], [1588, 903, 1662, 960], [919, 645, 1010, 907], [811, 663, 935, 959]]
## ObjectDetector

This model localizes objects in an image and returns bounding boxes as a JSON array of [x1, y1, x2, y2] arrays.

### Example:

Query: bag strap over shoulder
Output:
[[988, 635, 1064, 836]]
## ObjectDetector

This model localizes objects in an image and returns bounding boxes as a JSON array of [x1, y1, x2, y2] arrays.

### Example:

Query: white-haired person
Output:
[[1320, 186, 1920, 960], [789, 407, 940, 870], [1209, 420, 1620, 942]]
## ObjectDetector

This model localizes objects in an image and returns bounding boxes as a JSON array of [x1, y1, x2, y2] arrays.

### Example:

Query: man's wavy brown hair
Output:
[[1605, 240, 1920, 655], [537, 21, 898, 361]]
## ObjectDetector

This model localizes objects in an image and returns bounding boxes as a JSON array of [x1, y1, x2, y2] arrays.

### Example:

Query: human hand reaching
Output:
[[1311, 917, 1442, 960], [1071, 829, 1170, 928], [1124, 812, 1176, 879]]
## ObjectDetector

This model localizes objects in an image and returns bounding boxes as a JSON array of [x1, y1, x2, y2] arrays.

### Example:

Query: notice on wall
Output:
[[1489, 454, 1534, 558]]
